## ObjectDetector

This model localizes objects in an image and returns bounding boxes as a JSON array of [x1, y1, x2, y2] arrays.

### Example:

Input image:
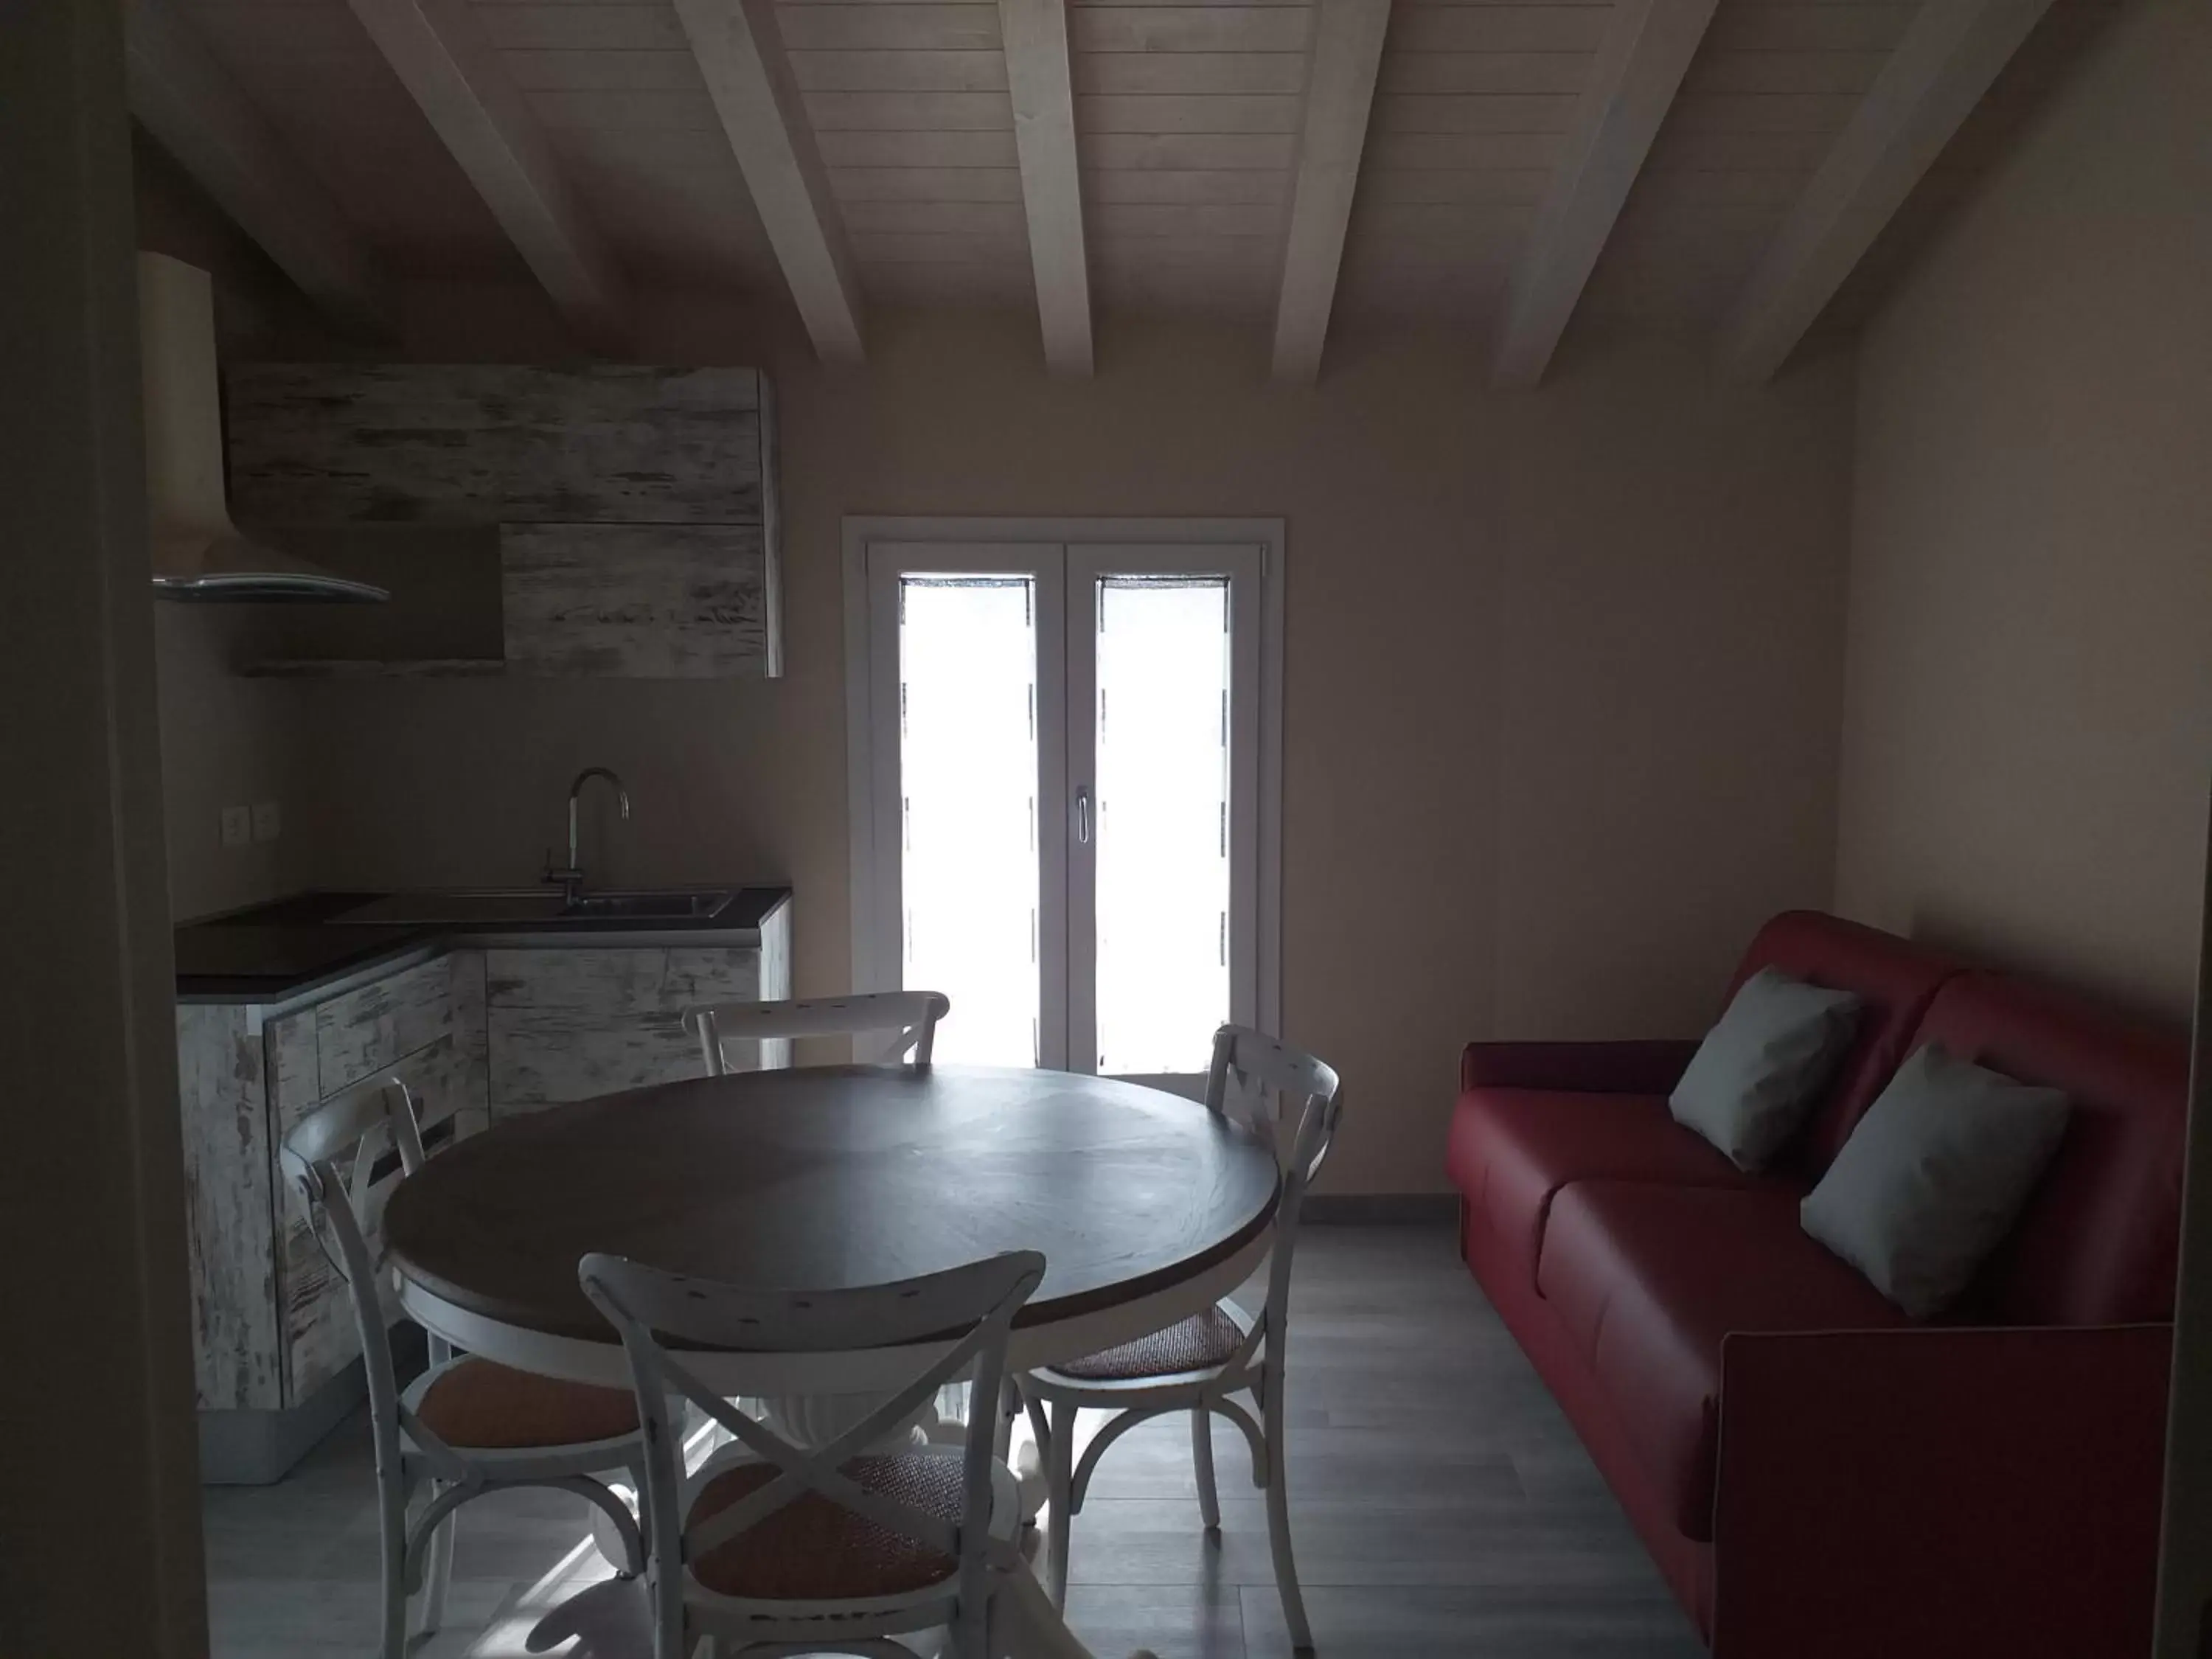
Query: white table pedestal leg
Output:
[[759, 1391, 939, 1451], [991, 1565, 1105, 1659]]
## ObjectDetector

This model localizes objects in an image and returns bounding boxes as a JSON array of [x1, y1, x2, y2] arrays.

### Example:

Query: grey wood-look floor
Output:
[[203, 1225, 1703, 1659]]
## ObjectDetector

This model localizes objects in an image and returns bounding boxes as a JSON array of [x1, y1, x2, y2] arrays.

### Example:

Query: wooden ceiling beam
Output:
[[1001, 0, 1093, 375], [1719, 0, 2056, 382], [347, 0, 629, 352], [124, 0, 394, 335], [1491, 0, 1719, 389], [1270, 0, 1393, 386], [673, 0, 867, 366]]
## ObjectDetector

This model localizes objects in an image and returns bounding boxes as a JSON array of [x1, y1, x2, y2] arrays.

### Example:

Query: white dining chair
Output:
[[1017, 1025, 1343, 1653], [281, 1075, 649, 1659], [687, 990, 951, 1075], [578, 1247, 1045, 1659]]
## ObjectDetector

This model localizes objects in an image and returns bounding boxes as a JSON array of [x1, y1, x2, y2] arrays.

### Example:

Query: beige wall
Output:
[[1834, 0, 2212, 1023], [137, 137, 320, 920], [156, 608, 310, 918], [265, 307, 1854, 1192]]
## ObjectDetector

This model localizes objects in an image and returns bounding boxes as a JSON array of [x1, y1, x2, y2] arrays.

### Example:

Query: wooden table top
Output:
[[381, 1063, 1281, 1343]]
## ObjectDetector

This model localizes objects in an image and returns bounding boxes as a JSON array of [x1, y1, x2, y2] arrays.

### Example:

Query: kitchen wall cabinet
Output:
[[501, 523, 776, 678], [224, 365, 773, 528], [218, 364, 782, 680]]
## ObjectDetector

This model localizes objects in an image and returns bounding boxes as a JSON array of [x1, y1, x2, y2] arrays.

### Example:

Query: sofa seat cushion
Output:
[[1447, 1087, 1770, 1292], [1536, 1180, 1909, 1541]]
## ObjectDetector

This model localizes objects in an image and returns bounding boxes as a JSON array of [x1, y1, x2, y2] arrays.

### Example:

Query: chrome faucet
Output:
[[545, 767, 630, 901]]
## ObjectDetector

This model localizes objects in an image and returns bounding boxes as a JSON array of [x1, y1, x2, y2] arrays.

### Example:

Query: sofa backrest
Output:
[[1725, 911, 1961, 1178], [1907, 971, 2188, 1328]]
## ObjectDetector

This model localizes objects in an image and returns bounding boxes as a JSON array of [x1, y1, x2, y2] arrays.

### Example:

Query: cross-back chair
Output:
[[688, 990, 952, 1075], [280, 1075, 647, 1659], [1017, 1024, 1343, 1653], [579, 1246, 1044, 1659]]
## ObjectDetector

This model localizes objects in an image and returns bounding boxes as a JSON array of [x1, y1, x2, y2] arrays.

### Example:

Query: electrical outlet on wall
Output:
[[252, 801, 282, 843], [220, 805, 252, 849]]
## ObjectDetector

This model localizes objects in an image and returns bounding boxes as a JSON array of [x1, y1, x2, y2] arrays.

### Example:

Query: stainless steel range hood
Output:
[[140, 254, 387, 604]]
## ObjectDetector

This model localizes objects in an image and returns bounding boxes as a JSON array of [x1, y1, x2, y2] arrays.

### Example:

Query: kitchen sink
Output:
[[333, 888, 734, 925], [557, 891, 734, 921]]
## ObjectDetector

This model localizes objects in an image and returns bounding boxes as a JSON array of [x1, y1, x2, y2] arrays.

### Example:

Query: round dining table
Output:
[[380, 1060, 1282, 1658]]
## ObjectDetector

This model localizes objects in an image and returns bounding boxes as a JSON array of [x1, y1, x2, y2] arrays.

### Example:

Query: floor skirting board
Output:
[[198, 1324, 427, 1486], [1301, 1192, 1460, 1224]]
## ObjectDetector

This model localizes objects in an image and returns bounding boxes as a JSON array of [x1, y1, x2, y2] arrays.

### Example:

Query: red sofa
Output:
[[1446, 911, 2185, 1658]]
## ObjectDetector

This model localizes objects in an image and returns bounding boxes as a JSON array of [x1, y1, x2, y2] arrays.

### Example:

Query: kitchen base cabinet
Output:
[[181, 949, 484, 1483], [485, 918, 791, 1117], [178, 907, 786, 1482]]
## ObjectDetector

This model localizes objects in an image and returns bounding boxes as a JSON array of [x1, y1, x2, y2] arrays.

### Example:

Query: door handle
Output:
[[1074, 787, 1091, 845]]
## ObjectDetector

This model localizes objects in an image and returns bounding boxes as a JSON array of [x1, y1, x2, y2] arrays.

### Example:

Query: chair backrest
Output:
[[688, 990, 951, 1075], [278, 1074, 431, 1456], [1204, 1024, 1343, 1334], [579, 1248, 1043, 1644]]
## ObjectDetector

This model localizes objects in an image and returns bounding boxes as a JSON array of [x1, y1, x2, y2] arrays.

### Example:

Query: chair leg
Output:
[[376, 1463, 411, 1659], [421, 1484, 456, 1635], [1191, 1408, 1220, 1532], [1261, 1368, 1312, 1653], [951, 1586, 992, 1659], [1046, 1399, 1076, 1609]]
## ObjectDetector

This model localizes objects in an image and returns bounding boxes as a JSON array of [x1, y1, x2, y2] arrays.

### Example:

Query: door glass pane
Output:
[[899, 576, 1040, 1065], [1093, 575, 1231, 1074]]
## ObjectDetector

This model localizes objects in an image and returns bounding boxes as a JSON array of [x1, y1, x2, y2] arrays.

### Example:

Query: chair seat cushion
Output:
[[1447, 1086, 1772, 1292], [1051, 1304, 1245, 1382], [1536, 1181, 1908, 1541], [688, 1453, 970, 1600], [411, 1356, 640, 1451]]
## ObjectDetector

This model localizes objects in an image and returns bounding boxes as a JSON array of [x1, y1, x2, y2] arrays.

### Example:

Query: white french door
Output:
[[855, 528, 1276, 1094]]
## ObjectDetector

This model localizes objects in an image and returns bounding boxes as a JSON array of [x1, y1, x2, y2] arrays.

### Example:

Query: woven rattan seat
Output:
[[412, 1357, 640, 1451], [1053, 1304, 1245, 1382], [688, 1453, 968, 1600]]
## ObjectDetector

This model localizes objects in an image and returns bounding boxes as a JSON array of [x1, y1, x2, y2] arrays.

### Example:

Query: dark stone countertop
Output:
[[174, 886, 791, 1004]]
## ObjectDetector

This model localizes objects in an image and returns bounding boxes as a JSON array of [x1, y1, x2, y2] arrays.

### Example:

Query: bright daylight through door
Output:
[[867, 536, 1268, 1085], [897, 577, 1042, 1065], [1092, 576, 1231, 1075]]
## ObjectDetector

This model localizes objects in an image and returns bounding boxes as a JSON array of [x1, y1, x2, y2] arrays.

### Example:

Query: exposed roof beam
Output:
[[672, 0, 866, 365], [1000, 0, 1092, 375], [346, 0, 629, 351], [124, 0, 394, 335], [1270, 0, 1392, 386], [1719, 0, 2056, 382], [1491, 0, 1719, 389]]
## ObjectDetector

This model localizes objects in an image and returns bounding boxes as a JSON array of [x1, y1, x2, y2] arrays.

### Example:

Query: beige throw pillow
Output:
[[1800, 1043, 2071, 1318], [1668, 967, 1862, 1172]]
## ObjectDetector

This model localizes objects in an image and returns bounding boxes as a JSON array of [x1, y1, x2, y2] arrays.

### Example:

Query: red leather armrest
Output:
[[1712, 1324, 2170, 1659], [1458, 1039, 1700, 1096]]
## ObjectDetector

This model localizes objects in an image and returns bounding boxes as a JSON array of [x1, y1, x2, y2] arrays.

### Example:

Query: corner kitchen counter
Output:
[[173, 885, 792, 1005], [175, 885, 792, 1484]]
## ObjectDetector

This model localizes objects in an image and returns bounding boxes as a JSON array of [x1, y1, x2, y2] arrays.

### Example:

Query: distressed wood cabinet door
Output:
[[262, 953, 481, 1409], [223, 365, 771, 527], [501, 523, 774, 678], [485, 945, 762, 1118], [178, 1005, 282, 1411], [271, 1033, 481, 1405]]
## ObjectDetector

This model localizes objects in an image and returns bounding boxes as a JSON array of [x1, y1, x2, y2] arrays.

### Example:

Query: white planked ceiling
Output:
[[144, 0, 2127, 374]]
